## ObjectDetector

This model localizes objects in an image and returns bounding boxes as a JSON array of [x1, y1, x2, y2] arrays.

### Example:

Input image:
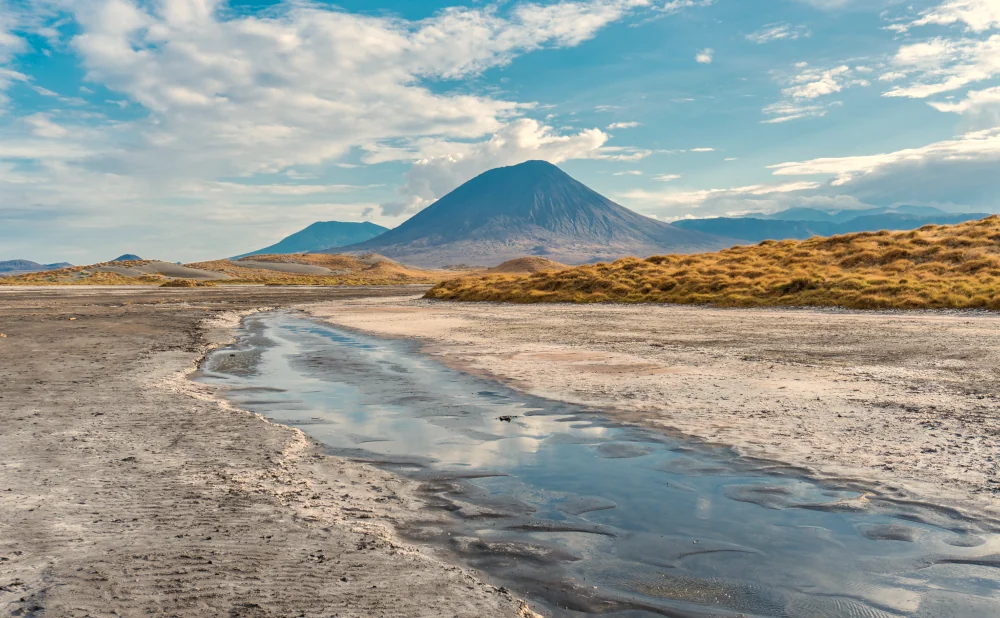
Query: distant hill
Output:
[[673, 208, 990, 243], [330, 160, 732, 267], [112, 254, 143, 262], [0, 259, 73, 276], [487, 257, 569, 274], [236, 221, 388, 258]]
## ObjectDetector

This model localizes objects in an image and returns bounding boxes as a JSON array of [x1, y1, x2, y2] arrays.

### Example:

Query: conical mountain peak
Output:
[[331, 162, 732, 267]]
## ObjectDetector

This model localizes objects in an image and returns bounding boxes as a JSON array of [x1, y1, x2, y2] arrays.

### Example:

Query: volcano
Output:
[[328, 160, 734, 267]]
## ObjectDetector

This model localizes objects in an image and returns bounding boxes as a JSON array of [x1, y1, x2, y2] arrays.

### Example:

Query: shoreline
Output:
[[0, 287, 534, 617], [306, 295, 1000, 523]]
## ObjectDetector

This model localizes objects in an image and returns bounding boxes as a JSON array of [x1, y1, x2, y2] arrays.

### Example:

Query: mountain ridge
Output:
[[674, 210, 990, 243], [237, 221, 388, 258], [0, 259, 73, 275]]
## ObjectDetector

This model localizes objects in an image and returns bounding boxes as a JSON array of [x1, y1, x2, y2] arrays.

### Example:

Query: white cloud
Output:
[[658, 0, 714, 12], [624, 181, 821, 206], [620, 181, 822, 218], [24, 113, 69, 138], [0, 2, 29, 109], [882, 35, 1000, 99], [653, 173, 681, 181], [768, 127, 1000, 206], [607, 121, 641, 129], [689, 147, 715, 152], [763, 63, 870, 122], [908, 0, 1000, 33], [929, 84, 1000, 118], [613, 170, 643, 175], [0, 0, 670, 261], [769, 127, 1000, 180], [746, 23, 810, 44], [881, 1, 1000, 115], [63, 0, 661, 178], [695, 48, 714, 64]]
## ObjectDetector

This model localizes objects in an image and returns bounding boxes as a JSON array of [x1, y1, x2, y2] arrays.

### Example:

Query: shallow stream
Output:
[[197, 311, 1000, 617]]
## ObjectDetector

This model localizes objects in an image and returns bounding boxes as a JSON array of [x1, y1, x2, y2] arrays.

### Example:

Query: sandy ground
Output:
[[309, 297, 1000, 520], [0, 286, 534, 618]]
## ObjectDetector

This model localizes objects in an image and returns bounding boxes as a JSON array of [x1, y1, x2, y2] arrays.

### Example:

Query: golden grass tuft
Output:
[[426, 216, 1000, 310], [487, 257, 570, 274]]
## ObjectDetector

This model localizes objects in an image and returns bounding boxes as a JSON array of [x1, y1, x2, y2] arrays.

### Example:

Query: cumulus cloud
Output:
[[695, 48, 714, 63], [607, 121, 641, 129]]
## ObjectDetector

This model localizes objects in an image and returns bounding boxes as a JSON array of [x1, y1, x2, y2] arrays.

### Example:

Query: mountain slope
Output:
[[237, 221, 388, 258], [673, 211, 989, 243], [330, 160, 732, 266]]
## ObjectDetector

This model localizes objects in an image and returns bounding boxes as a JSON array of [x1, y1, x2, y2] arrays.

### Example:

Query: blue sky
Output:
[[1, 0, 999, 263]]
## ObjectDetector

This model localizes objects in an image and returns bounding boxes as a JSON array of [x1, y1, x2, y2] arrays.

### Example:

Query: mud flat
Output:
[[0, 286, 533, 617], [308, 296, 1000, 519]]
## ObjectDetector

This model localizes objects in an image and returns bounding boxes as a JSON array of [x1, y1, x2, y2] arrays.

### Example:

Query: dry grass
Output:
[[0, 261, 166, 286], [487, 257, 570, 274], [188, 254, 458, 285], [1, 254, 468, 287], [427, 216, 1000, 310], [160, 279, 216, 288]]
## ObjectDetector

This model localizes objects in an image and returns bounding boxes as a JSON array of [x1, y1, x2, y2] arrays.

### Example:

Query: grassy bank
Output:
[[426, 216, 1000, 310]]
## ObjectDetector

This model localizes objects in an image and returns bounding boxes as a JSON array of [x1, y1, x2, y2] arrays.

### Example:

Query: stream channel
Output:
[[196, 310, 1000, 618]]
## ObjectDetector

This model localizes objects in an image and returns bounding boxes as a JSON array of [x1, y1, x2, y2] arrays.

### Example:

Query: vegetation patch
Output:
[[426, 217, 1000, 310]]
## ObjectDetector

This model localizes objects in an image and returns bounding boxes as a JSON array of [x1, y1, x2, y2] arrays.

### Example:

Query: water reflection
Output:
[[198, 311, 1000, 618]]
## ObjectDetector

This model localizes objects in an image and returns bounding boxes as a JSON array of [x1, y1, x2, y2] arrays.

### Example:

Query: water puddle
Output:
[[197, 311, 1000, 617]]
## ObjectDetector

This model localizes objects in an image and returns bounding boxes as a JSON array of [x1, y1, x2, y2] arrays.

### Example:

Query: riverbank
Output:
[[0, 286, 533, 617], [308, 296, 1000, 520]]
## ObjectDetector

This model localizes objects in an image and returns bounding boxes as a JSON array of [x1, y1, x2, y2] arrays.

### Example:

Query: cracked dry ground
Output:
[[0, 286, 532, 618]]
